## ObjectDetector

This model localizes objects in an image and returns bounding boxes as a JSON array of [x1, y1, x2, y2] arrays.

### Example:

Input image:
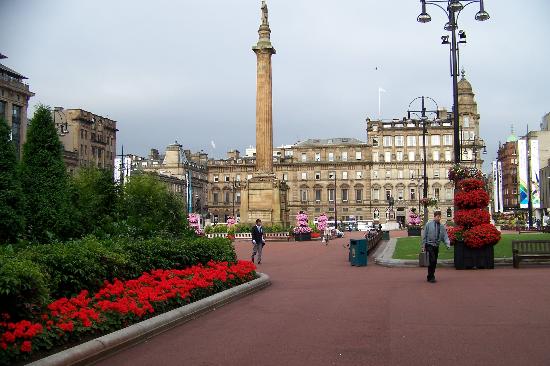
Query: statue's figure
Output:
[[261, 1, 269, 25]]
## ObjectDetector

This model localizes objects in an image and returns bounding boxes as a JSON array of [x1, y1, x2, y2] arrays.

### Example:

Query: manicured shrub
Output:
[[182, 237, 236, 265], [0, 256, 50, 319]]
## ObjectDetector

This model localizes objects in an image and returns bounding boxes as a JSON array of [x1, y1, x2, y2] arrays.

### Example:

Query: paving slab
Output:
[[95, 232, 550, 366]]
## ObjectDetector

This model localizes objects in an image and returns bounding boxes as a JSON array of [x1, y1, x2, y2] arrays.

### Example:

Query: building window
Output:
[[341, 151, 348, 161], [11, 105, 22, 156], [0, 101, 5, 119], [445, 188, 452, 200], [315, 189, 322, 202], [407, 135, 416, 146], [372, 152, 379, 162], [356, 189, 363, 203], [329, 171, 336, 180], [342, 189, 349, 202], [328, 189, 335, 202], [373, 170, 378, 179], [408, 151, 415, 161], [224, 191, 230, 204], [384, 152, 391, 162], [383, 136, 392, 147], [433, 169, 440, 178], [395, 135, 404, 147], [247, 174, 253, 180], [431, 135, 441, 146], [419, 136, 425, 147], [342, 171, 348, 179], [410, 188, 416, 200], [356, 171, 362, 179], [372, 138, 379, 147], [463, 116, 470, 128], [434, 187, 440, 200], [301, 153, 307, 162], [301, 172, 307, 180], [445, 150, 452, 161], [236, 174, 241, 181], [355, 151, 362, 160], [224, 175, 230, 182], [300, 189, 308, 202], [398, 188, 404, 200], [236, 192, 241, 203], [214, 175, 219, 182], [385, 189, 392, 200], [315, 172, 321, 180], [433, 150, 440, 161], [385, 170, 391, 179], [328, 152, 334, 161], [444, 134, 452, 146], [396, 151, 403, 161], [398, 170, 404, 179], [372, 188, 380, 200], [282, 173, 288, 181], [213, 192, 219, 204], [373, 209, 380, 220], [315, 152, 321, 161]]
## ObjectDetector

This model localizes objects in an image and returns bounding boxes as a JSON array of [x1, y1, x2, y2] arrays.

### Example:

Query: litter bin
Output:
[[382, 230, 390, 240], [349, 239, 367, 266]]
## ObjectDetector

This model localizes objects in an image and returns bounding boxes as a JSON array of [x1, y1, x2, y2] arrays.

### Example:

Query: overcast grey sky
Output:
[[1, 0, 549, 170]]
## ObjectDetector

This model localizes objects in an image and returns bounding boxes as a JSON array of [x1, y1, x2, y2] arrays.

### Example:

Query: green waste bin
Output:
[[349, 239, 367, 266], [382, 230, 390, 240]]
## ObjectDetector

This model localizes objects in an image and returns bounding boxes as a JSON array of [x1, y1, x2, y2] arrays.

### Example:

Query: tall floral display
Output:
[[293, 211, 312, 241], [407, 208, 422, 236], [188, 213, 203, 236], [317, 213, 328, 243], [448, 165, 501, 269]]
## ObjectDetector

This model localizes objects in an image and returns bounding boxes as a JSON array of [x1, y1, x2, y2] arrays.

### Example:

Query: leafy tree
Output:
[[69, 167, 119, 237], [118, 173, 192, 238], [0, 117, 24, 243], [20, 105, 72, 243]]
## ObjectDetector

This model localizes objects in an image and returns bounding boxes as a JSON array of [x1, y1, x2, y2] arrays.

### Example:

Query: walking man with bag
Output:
[[421, 210, 450, 283], [251, 218, 266, 264]]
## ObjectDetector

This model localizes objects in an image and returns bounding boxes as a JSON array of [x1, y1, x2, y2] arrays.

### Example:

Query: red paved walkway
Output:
[[97, 233, 550, 366]]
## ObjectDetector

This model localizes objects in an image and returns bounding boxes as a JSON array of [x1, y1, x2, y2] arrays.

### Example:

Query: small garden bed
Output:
[[392, 233, 550, 260], [0, 260, 256, 365]]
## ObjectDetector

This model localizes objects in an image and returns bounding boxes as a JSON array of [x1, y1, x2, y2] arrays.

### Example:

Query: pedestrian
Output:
[[251, 218, 266, 264], [323, 226, 331, 245], [421, 210, 451, 283]]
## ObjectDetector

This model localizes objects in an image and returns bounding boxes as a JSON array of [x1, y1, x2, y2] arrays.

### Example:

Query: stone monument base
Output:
[[239, 174, 289, 227]]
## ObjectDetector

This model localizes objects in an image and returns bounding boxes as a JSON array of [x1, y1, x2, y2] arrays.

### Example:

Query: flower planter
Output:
[[294, 232, 312, 241], [407, 226, 422, 236], [454, 240, 494, 270]]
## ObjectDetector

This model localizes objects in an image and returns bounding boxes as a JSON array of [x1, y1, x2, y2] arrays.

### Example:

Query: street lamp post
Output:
[[417, 0, 490, 164], [333, 171, 337, 230], [408, 96, 438, 224]]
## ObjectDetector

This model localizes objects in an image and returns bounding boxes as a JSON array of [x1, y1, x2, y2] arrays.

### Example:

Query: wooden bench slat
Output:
[[512, 240, 550, 268]]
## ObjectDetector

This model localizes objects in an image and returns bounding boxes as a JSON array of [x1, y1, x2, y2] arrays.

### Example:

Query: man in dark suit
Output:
[[251, 218, 266, 264]]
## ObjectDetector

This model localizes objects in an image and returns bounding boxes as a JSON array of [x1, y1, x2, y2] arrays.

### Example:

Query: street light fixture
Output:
[[417, 0, 490, 164]]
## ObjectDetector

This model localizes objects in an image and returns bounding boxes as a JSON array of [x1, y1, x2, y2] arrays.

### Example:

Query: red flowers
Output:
[[458, 178, 485, 192], [454, 209, 491, 228], [0, 261, 256, 363], [446, 225, 464, 245], [454, 189, 490, 209], [462, 224, 501, 248]]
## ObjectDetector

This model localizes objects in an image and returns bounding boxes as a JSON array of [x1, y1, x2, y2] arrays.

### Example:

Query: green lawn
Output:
[[392, 233, 550, 260]]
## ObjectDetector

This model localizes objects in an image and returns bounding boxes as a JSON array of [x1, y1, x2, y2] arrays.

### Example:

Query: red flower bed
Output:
[[454, 189, 489, 209], [311, 232, 321, 239], [446, 225, 464, 245], [454, 209, 491, 229], [462, 224, 501, 248], [0, 261, 256, 365], [459, 178, 485, 192]]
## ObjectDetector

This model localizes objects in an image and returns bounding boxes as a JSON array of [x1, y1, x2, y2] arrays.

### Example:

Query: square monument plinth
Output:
[[240, 175, 288, 226]]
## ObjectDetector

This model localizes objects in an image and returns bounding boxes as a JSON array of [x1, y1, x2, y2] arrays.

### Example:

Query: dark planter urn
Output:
[[294, 232, 312, 241], [454, 240, 495, 270], [407, 226, 422, 237]]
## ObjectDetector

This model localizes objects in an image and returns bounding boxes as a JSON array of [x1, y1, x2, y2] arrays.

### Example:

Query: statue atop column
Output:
[[261, 1, 269, 25]]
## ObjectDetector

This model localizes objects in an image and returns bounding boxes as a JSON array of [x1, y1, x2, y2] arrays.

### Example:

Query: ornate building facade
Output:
[[0, 53, 34, 158]]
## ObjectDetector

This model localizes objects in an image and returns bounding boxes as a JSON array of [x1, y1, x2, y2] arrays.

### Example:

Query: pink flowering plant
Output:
[[316, 214, 328, 231], [293, 212, 312, 234], [187, 213, 204, 235], [226, 217, 236, 227], [407, 208, 421, 227]]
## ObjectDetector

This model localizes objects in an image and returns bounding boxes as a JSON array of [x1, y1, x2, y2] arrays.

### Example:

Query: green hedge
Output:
[[0, 236, 236, 319]]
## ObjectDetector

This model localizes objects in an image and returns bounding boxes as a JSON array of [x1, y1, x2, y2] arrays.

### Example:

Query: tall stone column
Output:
[[252, 1, 275, 175]]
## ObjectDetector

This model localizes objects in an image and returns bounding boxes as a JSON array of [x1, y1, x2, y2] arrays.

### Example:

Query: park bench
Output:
[[512, 240, 550, 268], [234, 233, 252, 240], [205, 233, 228, 239], [265, 232, 292, 241]]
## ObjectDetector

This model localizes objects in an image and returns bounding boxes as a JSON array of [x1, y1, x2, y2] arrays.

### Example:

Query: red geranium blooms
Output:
[[459, 178, 485, 192], [454, 189, 489, 209], [454, 209, 491, 228], [462, 223, 501, 248], [446, 225, 464, 245]]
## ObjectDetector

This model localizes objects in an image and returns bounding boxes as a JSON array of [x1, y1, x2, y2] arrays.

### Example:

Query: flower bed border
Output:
[[28, 273, 270, 366]]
